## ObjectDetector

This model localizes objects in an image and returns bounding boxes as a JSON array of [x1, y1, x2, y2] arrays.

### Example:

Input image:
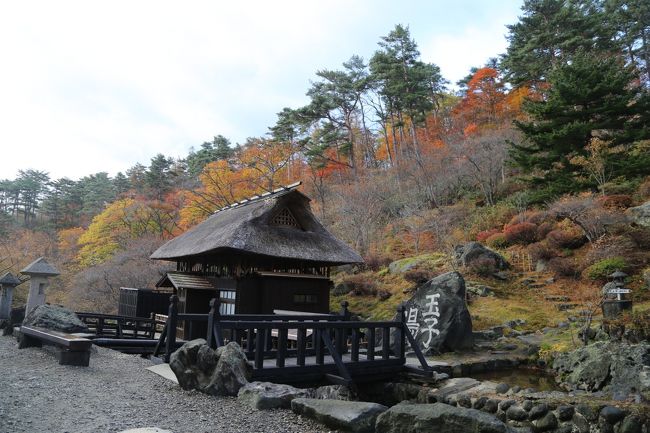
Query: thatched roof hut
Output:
[[150, 182, 362, 274], [146, 183, 362, 329]]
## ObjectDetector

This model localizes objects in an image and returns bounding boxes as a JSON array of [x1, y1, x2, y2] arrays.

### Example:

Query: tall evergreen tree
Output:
[[369, 24, 446, 162], [302, 55, 371, 172], [605, 0, 650, 85], [512, 51, 650, 195], [145, 154, 174, 200], [502, 0, 616, 86], [186, 135, 233, 177], [14, 170, 49, 226], [126, 163, 147, 195], [113, 172, 130, 196], [79, 172, 117, 220]]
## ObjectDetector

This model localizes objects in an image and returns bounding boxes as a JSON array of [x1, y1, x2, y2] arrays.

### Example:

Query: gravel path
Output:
[[0, 335, 329, 433]]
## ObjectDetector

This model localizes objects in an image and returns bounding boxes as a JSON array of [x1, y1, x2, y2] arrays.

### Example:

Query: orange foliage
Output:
[[453, 67, 525, 137], [179, 140, 300, 230]]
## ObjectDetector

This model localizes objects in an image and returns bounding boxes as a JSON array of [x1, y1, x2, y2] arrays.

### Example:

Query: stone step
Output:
[[291, 398, 388, 433], [556, 303, 579, 311], [545, 295, 570, 302]]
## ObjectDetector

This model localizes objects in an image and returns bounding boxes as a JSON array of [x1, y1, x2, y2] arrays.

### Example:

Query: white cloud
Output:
[[421, 24, 513, 87], [0, 1, 521, 180]]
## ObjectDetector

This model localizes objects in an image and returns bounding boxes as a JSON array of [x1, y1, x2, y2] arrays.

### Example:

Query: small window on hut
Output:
[[271, 207, 301, 229], [294, 294, 318, 304]]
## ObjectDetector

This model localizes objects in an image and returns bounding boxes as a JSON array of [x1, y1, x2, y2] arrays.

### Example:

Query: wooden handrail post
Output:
[[149, 312, 156, 339], [338, 300, 349, 354], [213, 297, 223, 347], [340, 300, 350, 320], [165, 295, 178, 363], [207, 297, 218, 348], [396, 304, 406, 361]]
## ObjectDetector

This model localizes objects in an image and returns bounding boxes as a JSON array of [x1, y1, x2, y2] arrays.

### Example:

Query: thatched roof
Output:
[[150, 182, 362, 266], [20, 257, 60, 276]]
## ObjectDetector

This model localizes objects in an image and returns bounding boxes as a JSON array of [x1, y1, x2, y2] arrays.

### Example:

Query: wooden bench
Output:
[[18, 325, 93, 366]]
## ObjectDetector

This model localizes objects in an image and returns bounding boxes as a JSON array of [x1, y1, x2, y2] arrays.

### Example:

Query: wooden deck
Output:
[[78, 296, 432, 387]]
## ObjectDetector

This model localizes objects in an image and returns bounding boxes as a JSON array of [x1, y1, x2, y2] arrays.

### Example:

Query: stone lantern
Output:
[[602, 270, 632, 319], [0, 272, 22, 321], [21, 257, 60, 315]]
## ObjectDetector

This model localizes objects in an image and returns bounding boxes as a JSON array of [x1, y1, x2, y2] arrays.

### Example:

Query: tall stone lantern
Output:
[[21, 257, 60, 315], [602, 270, 632, 319], [0, 272, 22, 321]]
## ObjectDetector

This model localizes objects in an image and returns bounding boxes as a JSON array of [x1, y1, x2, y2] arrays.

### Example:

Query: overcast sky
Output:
[[0, 0, 523, 180]]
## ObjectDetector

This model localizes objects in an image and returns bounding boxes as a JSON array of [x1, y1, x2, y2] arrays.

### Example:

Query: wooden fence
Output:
[[76, 312, 157, 339], [153, 296, 431, 386]]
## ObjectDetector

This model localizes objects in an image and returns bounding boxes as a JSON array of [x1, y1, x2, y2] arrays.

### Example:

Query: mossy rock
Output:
[[388, 253, 446, 274]]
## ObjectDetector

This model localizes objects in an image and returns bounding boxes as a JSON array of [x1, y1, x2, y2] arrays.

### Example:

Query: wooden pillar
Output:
[[337, 301, 349, 354], [165, 295, 178, 363], [207, 297, 222, 348], [397, 304, 406, 361]]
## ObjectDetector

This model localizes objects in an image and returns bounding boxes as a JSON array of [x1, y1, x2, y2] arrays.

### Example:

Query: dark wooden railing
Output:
[[152, 295, 431, 385], [76, 312, 157, 339]]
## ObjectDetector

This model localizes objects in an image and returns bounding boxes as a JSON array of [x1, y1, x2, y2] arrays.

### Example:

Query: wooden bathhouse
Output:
[[150, 182, 362, 339]]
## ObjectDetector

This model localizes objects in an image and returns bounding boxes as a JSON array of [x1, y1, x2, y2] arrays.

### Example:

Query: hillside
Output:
[[0, 1, 649, 332]]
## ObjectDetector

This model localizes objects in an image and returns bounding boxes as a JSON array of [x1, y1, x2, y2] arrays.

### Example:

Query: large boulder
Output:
[[626, 201, 650, 227], [454, 242, 510, 271], [208, 342, 253, 395], [169, 340, 252, 396], [552, 341, 650, 400], [291, 398, 387, 433], [22, 304, 88, 333], [238, 381, 312, 409], [375, 402, 514, 433], [393, 271, 474, 354]]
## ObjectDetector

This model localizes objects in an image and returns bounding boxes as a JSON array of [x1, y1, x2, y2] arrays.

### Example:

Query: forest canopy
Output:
[[1, 0, 649, 312]]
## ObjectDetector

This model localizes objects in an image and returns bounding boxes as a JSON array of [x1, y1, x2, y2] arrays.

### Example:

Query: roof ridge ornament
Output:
[[213, 181, 302, 214]]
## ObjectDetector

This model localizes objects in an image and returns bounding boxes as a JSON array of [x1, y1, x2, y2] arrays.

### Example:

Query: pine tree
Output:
[[186, 135, 233, 177], [145, 154, 174, 200], [512, 51, 650, 195], [502, 0, 616, 86]]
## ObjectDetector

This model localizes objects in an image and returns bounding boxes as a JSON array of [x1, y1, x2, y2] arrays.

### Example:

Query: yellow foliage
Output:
[[77, 199, 134, 266], [76, 198, 177, 266], [538, 341, 571, 362]]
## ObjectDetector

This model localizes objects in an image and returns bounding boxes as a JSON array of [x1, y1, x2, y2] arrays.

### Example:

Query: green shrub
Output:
[[585, 257, 627, 280]]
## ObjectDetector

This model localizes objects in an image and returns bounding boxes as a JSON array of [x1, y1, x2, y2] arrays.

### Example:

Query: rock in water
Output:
[[454, 242, 510, 270], [170, 340, 252, 396], [238, 382, 313, 409], [376, 402, 512, 433], [22, 304, 88, 333], [393, 271, 473, 354], [291, 398, 387, 433]]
